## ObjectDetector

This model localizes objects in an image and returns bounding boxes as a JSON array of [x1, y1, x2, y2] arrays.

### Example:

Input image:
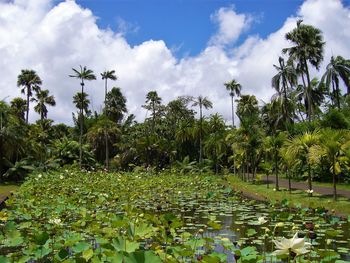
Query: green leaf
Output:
[[124, 251, 162, 263], [112, 237, 140, 253], [34, 232, 49, 246], [58, 248, 69, 260], [83, 248, 94, 261], [72, 242, 90, 253], [246, 228, 257, 237], [0, 256, 10, 263]]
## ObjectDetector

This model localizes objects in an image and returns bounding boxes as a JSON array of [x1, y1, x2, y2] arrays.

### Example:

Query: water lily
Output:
[[306, 189, 313, 194], [60, 175, 64, 179], [49, 218, 62, 225], [276, 222, 284, 228], [272, 232, 311, 256], [258, 216, 267, 224]]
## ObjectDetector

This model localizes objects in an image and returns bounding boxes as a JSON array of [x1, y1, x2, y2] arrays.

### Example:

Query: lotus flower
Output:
[[258, 216, 267, 225], [272, 233, 311, 256]]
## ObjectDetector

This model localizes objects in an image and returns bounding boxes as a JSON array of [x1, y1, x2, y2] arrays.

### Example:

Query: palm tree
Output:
[[17, 69, 42, 124], [105, 87, 127, 124], [32, 89, 56, 121], [101, 70, 117, 105], [10, 97, 27, 121], [144, 91, 162, 132], [73, 92, 91, 116], [69, 66, 96, 168], [101, 70, 117, 170], [272, 57, 297, 129], [310, 129, 349, 201], [321, 56, 350, 108], [192, 96, 213, 165], [286, 130, 320, 196], [224, 79, 241, 127], [283, 20, 325, 122]]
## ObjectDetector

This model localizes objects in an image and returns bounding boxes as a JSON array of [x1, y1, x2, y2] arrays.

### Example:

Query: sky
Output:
[[0, 0, 350, 124]]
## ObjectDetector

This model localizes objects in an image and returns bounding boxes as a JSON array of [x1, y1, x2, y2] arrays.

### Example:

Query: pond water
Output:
[[142, 190, 350, 261]]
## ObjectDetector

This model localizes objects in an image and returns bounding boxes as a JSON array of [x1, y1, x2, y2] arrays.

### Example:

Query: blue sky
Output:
[[74, 0, 305, 57], [1, 0, 350, 123]]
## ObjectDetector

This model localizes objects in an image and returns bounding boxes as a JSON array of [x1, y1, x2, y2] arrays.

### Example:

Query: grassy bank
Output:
[[227, 176, 350, 217], [0, 184, 19, 197]]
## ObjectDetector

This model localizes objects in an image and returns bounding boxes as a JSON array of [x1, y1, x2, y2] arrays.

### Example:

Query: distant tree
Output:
[[224, 79, 241, 127], [283, 20, 325, 122], [17, 69, 42, 124], [321, 55, 350, 108], [192, 96, 213, 165], [69, 66, 96, 168], [10, 97, 27, 121], [105, 87, 127, 124], [32, 89, 56, 121]]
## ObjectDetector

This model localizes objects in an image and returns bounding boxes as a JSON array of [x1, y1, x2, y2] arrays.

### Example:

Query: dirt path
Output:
[[263, 176, 350, 199]]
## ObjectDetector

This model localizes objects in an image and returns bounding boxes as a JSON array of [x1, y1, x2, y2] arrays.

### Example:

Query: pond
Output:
[[0, 170, 349, 262]]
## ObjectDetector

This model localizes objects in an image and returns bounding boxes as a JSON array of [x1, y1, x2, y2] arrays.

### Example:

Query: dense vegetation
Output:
[[1, 20, 350, 200], [0, 170, 349, 262]]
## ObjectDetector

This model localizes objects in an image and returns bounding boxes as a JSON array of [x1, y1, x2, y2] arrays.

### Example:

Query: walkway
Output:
[[263, 176, 350, 199]]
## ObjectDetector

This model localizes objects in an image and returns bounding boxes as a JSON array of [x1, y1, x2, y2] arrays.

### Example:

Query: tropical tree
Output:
[[10, 97, 27, 121], [283, 20, 325, 122], [101, 70, 117, 170], [204, 114, 226, 174], [17, 69, 42, 124], [191, 96, 213, 164], [73, 92, 91, 116], [310, 129, 349, 200], [69, 66, 96, 168], [321, 55, 350, 108], [105, 87, 127, 124], [143, 91, 162, 132], [32, 89, 56, 121], [271, 57, 297, 129], [286, 130, 320, 196], [224, 79, 241, 127]]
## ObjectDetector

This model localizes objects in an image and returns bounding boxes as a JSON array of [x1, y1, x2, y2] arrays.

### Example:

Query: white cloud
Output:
[[209, 6, 252, 46], [0, 0, 349, 125]]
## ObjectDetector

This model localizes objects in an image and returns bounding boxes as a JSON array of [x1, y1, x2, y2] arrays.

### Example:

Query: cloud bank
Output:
[[0, 0, 350, 124]]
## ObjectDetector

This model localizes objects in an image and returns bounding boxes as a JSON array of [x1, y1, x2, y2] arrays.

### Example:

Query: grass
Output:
[[227, 175, 350, 217]]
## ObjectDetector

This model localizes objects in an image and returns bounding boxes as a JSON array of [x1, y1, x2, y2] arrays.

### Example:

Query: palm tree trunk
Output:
[[275, 151, 279, 191], [104, 78, 109, 171], [333, 157, 337, 201], [231, 95, 235, 127], [303, 59, 313, 123], [199, 105, 203, 165], [79, 80, 84, 169], [26, 87, 30, 124]]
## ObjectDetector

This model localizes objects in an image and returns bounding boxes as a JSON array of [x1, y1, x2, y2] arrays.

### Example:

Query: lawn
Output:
[[227, 175, 350, 216]]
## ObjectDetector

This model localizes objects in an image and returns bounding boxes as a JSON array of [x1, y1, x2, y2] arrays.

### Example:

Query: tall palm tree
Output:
[[272, 57, 297, 129], [32, 89, 56, 121], [192, 96, 213, 164], [101, 70, 117, 111], [321, 55, 350, 108], [105, 87, 127, 124], [144, 91, 162, 132], [283, 20, 325, 122], [17, 69, 42, 124], [101, 70, 117, 170], [69, 66, 96, 168], [224, 79, 241, 127]]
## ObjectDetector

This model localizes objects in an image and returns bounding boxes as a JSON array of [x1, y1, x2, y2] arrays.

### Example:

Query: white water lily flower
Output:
[[273, 233, 311, 256], [38, 174, 42, 178], [49, 218, 62, 225], [60, 175, 64, 179], [258, 216, 267, 224]]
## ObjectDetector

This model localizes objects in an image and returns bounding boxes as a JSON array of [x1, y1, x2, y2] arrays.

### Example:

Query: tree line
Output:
[[1, 20, 350, 200]]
